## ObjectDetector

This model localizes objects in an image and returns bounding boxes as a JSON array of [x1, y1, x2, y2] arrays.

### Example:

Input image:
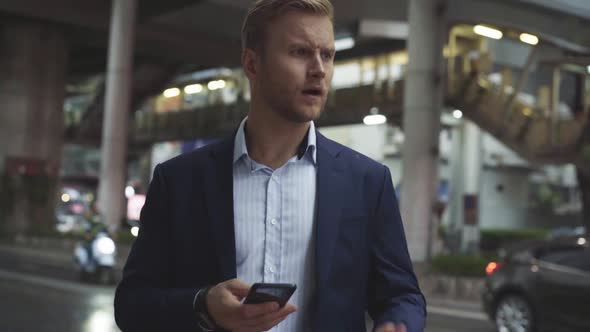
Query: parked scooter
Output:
[[73, 221, 117, 285]]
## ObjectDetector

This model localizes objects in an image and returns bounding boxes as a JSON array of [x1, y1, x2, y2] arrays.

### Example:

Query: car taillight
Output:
[[485, 261, 501, 275]]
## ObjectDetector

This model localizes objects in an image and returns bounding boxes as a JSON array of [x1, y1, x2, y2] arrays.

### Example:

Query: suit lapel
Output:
[[315, 132, 346, 287], [204, 137, 237, 281]]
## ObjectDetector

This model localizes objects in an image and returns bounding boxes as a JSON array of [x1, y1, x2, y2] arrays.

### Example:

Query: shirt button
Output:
[[269, 266, 276, 273], [271, 218, 278, 225]]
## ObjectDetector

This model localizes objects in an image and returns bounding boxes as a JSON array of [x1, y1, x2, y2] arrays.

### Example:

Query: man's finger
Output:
[[278, 303, 297, 315], [375, 322, 407, 332], [254, 312, 289, 331], [394, 323, 407, 332], [240, 302, 280, 319], [240, 303, 296, 329], [242, 304, 296, 331], [375, 322, 396, 332], [240, 307, 286, 329]]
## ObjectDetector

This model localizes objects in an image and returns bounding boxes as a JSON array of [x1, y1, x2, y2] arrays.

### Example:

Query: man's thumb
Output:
[[225, 279, 251, 297]]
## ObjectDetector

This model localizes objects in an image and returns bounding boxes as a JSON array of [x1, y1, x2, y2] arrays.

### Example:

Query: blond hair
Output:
[[241, 0, 334, 52]]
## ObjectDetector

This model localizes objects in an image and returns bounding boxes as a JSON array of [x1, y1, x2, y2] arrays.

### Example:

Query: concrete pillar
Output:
[[446, 120, 483, 253], [400, 0, 446, 262], [0, 22, 67, 234], [446, 124, 464, 253], [550, 67, 561, 145], [461, 121, 482, 253], [97, 0, 137, 234]]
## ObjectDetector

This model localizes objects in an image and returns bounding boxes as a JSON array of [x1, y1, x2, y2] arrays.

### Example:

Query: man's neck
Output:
[[245, 109, 310, 170]]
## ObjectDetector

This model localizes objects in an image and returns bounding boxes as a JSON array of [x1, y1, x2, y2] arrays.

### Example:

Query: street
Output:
[[0, 248, 494, 332]]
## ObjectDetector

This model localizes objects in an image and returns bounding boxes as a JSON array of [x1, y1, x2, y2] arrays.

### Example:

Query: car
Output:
[[482, 236, 590, 332], [547, 226, 587, 240]]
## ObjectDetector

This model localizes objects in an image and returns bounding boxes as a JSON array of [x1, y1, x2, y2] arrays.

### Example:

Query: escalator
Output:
[[446, 61, 590, 171]]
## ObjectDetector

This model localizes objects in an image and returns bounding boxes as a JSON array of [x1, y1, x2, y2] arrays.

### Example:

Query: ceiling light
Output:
[[163, 88, 180, 98], [335, 37, 355, 52], [207, 80, 226, 91], [578, 237, 587, 246], [452, 110, 463, 119], [474, 25, 503, 40], [184, 84, 203, 94], [519, 33, 539, 45], [587, 65, 590, 74]]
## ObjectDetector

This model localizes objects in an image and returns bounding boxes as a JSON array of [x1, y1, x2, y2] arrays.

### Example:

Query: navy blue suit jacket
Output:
[[114, 131, 426, 331]]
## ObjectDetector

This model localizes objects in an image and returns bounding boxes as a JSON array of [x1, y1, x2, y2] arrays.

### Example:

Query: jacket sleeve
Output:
[[114, 164, 201, 331], [367, 166, 427, 332]]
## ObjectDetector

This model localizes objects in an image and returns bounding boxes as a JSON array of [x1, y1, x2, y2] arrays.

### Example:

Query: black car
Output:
[[482, 236, 590, 332]]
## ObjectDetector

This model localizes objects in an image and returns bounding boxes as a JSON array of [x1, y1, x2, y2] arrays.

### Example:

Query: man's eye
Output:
[[293, 48, 307, 56], [322, 52, 334, 61]]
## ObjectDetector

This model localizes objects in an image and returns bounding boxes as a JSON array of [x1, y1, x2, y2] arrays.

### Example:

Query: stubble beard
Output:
[[278, 103, 323, 123], [265, 90, 325, 124]]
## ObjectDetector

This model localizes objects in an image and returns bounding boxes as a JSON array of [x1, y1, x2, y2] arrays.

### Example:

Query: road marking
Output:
[[428, 306, 488, 321], [0, 268, 111, 295]]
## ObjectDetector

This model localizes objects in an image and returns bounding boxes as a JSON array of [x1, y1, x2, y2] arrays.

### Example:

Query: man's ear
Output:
[[242, 48, 259, 81]]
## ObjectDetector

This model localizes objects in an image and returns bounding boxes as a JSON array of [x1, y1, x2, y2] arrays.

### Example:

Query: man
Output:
[[114, 0, 426, 331]]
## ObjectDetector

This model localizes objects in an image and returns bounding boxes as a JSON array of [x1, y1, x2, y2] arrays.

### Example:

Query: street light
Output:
[[363, 107, 387, 125], [61, 193, 71, 203], [125, 186, 135, 199]]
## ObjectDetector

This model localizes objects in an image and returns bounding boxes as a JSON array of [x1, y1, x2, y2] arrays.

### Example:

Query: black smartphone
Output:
[[243, 283, 297, 308]]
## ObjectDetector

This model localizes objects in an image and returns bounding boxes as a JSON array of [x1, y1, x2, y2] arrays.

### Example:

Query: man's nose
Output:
[[308, 53, 326, 79]]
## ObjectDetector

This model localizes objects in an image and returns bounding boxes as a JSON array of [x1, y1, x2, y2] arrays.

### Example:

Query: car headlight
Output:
[[96, 237, 116, 255]]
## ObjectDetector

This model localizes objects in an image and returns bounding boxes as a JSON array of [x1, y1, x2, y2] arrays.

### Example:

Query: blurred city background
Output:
[[0, 0, 589, 331]]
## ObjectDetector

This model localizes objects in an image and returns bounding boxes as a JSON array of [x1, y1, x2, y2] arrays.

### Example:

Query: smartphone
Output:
[[243, 283, 297, 308]]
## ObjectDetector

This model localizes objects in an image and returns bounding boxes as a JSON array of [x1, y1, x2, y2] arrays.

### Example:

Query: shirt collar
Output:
[[233, 117, 317, 165]]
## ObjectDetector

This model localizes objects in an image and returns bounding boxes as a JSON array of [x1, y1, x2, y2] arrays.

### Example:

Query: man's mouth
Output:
[[302, 88, 323, 96]]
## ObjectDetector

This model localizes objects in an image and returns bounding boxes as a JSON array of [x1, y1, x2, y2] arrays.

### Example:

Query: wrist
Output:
[[193, 286, 217, 331]]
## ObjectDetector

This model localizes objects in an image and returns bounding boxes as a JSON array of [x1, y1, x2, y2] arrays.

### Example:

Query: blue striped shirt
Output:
[[233, 117, 317, 332]]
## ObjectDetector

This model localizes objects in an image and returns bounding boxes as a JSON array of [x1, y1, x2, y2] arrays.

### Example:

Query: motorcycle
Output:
[[74, 230, 117, 284]]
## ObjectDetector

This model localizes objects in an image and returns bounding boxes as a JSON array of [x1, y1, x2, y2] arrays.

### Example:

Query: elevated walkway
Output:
[[65, 42, 590, 173], [66, 62, 181, 145], [127, 56, 590, 173], [67, 64, 590, 171], [128, 82, 404, 145]]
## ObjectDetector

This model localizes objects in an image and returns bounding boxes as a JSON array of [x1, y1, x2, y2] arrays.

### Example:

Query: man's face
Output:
[[250, 11, 335, 123]]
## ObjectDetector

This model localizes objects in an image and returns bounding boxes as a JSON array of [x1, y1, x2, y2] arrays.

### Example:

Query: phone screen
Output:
[[243, 283, 297, 307]]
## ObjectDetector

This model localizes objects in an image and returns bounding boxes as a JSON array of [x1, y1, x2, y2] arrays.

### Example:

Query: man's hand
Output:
[[206, 279, 297, 332], [375, 322, 407, 332]]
